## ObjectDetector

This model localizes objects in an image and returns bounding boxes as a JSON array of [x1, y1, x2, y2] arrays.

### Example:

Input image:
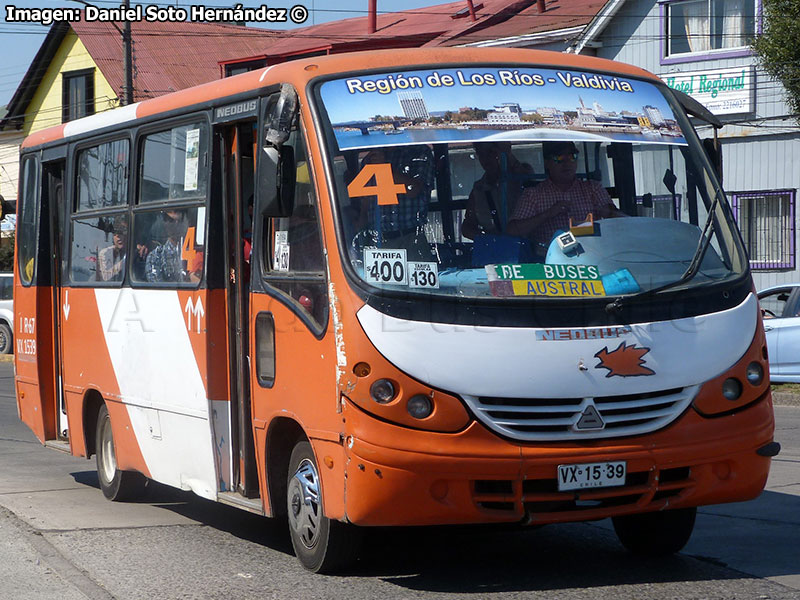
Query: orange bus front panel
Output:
[[338, 393, 774, 527]]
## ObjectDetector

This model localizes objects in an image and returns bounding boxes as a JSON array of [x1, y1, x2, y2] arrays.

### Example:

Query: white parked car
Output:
[[0, 272, 12, 354], [758, 284, 800, 383]]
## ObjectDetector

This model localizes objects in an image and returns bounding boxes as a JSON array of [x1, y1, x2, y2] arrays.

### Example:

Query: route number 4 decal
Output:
[[181, 226, 198, 264], [347, 163, 405, 206]]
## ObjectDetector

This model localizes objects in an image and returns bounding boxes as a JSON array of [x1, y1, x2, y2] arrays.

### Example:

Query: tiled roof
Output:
[[71, 19, 282, 101], [433, 0, 610, 45], [266, 0, 608, 55]]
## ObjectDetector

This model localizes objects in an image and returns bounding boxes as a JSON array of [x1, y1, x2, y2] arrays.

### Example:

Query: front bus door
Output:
[[213, 105, 260, 499]]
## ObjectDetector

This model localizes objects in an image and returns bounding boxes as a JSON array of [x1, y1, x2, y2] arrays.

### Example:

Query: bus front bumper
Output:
[[340, 394, 775, 527]]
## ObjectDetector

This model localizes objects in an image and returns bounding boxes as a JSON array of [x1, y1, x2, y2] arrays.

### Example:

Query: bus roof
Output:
[[22, 47, 660, 151]]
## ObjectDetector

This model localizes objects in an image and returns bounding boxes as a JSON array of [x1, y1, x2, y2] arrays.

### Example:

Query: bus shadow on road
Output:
[[70, 468, 797, 592], [350, 523, 745, 592], [71, 469, 295, 555]]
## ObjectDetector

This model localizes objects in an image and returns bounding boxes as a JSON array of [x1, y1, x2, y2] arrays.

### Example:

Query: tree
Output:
[[521, 112, 544, 124], [752, 0, 800, 119]]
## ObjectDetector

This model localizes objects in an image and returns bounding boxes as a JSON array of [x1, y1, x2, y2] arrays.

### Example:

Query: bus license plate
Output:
[[557, 461, 626, 491]]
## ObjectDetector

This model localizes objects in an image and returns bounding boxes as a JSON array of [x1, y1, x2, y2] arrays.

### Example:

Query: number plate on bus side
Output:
[[557, 461, 626, 491]]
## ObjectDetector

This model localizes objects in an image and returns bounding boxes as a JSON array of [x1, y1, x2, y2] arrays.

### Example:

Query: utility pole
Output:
[[70, 0, 134, 105], [122, 0, 133, 105]]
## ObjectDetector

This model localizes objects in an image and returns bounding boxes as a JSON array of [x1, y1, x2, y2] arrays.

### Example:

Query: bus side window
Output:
[[262, 128, 328, 331], [69, 139, 130, 284], [131, 121, 208, 286]]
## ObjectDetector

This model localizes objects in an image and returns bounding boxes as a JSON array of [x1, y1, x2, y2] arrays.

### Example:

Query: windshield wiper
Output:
[[605, 192, 721, 314]]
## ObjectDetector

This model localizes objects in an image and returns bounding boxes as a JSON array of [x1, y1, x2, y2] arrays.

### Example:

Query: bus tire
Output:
[[612, 507, 697, 556], [287, 441, 361, 573], [95, 404, 146, 501], [0, 322, 12, 354]]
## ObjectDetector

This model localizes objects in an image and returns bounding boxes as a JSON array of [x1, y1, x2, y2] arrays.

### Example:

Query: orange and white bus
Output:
[[15, 48, 779, 572]]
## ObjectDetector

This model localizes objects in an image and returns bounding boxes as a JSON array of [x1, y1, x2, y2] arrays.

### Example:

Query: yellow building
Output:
[[1, 23, 116, 138], [0, 19, 275, 137], [23, 29, 120, 136], [0, 18, 277, 218]]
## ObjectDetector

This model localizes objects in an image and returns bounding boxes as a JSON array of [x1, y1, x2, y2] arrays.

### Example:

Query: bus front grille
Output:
[[463, 385, 698, 441], [473, 466, 693, 520]]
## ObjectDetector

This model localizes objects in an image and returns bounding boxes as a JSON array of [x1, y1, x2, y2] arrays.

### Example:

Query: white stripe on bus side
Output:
[[94, 288, 219, 500], [63, 103, 141, 139]]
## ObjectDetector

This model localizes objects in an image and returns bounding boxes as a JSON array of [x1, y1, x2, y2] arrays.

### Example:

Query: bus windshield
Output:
[[318, 65, 747, 300]]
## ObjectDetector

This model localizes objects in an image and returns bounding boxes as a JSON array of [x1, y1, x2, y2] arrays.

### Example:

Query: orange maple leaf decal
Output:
[[594, 342, 655, 378]]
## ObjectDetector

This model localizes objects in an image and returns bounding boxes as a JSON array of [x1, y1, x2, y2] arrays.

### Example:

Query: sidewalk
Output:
[[0, 506, 96, 600]]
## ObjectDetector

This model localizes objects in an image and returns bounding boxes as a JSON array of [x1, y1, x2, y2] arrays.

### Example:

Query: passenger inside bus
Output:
[[144, 209, 203, 283], [461, 142, 533, 239], [355, 145, 436, 261], [97, 215, 128, 282], [507, 141, 623, 253]]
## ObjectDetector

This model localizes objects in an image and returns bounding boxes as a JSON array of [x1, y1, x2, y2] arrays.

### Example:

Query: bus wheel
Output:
[[0, 322, 12, 354], [287, 441, 361, 573], [95, 404, 146, 501], [612, 507, 697, 556]]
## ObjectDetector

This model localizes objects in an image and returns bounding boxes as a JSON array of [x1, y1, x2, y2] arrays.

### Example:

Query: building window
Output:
[[62, 68, 95, 123], [636, 194, 681, 219], [664, 0, 757, 59], [731, 189, 796, 270], [224, 59, 267, 77]]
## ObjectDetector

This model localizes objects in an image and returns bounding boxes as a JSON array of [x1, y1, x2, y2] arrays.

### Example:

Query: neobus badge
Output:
[[213, 99, 258, 122]]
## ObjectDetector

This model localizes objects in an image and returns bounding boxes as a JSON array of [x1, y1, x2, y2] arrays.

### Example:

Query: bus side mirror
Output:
[[265, 84, 298, 147], [258, 84, 298, 217]]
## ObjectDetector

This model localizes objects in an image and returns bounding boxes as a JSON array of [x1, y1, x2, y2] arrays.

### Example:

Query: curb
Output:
[[772, 391, 800, 407]]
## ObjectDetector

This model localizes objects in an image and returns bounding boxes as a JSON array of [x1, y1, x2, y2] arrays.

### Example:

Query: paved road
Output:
[[1, 361, 798, 599]]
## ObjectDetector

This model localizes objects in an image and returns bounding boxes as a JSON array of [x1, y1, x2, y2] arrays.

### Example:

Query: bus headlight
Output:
[[722, 378, 742, 401], [745, 362, 764, 386], [693, 329, 769, 417], [370, 379, 396, 404], [407, 395, 433, 419]]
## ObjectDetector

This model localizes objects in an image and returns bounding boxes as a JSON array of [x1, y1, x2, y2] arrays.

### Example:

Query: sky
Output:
[[0, 0, 440, 107]]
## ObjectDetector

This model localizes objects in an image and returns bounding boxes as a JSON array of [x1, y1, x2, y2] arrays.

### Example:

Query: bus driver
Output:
[[507, 141, 622, 252]]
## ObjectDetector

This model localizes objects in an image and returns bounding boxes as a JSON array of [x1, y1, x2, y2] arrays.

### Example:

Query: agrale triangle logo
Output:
[[594, 341, 655, 378]]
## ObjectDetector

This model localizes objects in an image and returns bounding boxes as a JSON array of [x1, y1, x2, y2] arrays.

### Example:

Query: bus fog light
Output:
[[370, 379, 396, 404], [745, 362, 764, 386], [722, 378, 742, 401], [407, 395, 433, 419]]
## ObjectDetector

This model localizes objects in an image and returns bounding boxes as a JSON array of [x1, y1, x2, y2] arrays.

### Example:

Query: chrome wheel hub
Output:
[[287, 459, 321, 550], [99, 418, 117, 483]]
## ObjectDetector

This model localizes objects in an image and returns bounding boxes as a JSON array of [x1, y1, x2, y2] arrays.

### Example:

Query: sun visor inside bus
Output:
[[258, 144, 296, 217]]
